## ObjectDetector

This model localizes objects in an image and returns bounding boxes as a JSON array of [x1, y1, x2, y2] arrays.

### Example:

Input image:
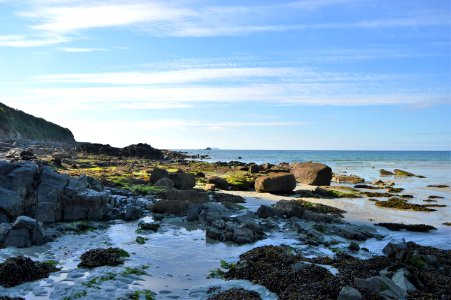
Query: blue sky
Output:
[[0, 0, 450, 150]]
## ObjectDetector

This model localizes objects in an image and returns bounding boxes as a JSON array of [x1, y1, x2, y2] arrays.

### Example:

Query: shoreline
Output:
[[0, 141, 450, 299]]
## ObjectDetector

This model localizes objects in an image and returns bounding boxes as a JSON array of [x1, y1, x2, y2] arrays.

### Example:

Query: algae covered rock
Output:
[[0, 256, 59, 287], [78, 247, 129, 268]]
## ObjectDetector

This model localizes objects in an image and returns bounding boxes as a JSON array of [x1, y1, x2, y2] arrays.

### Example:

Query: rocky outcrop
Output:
[[0, 161, 109, 223], [0, 216, 45, 248], [206, 215, 266, 244], [120, 143, 163, 159], [76, 142, 163, 159], [290, 162, 332, 186], [255, 173, 296, 193], [0, 102, 75, 143]]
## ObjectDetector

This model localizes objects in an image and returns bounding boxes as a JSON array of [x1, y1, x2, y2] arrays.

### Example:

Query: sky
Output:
[[0, 0, 450, 150]]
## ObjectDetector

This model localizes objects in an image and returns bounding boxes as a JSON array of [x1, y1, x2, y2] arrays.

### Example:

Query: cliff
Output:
[[0, 102, 75, 143]]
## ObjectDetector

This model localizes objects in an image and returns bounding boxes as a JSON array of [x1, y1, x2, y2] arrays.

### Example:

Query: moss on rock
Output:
[[78, 248, 130, 268]]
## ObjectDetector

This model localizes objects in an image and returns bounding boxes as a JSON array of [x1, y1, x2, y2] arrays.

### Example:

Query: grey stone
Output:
[[124, 204, 141, 221], [383, 239, 408, 260], [256, 205, 278, 218], [4, 228, 31, 248], [274, 200, 305, 218], [154, 178, 174, 189], [392, 268, 416, 292], [354, 276, 406, 299], [150, 168, 169, 183], [337, 286, 362, 300], [169, 172, 196, 190]]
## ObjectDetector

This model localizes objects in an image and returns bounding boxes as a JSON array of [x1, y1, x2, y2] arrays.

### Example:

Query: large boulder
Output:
[[290, 162, 332, 186], [255, 173, 296, 193], [150, 168, 169, 183], [207, 176, 229, 190], [0, 161, 109, 223], [169, 171, 196, 190]]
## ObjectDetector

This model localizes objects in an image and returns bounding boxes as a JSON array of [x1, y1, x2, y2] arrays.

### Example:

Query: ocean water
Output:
[[182, 150, 451, 184]]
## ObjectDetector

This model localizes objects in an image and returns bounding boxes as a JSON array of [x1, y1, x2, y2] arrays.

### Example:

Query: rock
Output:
[[138, 221, 160, 231], [380, 169, 394, 176], [5, 148, 36, 160], [206, 217, 265, 244], [325, 223, 378, 240], [120, 143, 163, 159], [123, 204, 141, 221], [337, 286, 362, 300], [290, 162, 332, 186], [211, 192, 246, 204], [394, 169, 418, 177], [274, 200, 305, 218], [0, 256, 59, 287], [51, 152, 71, 160], [154, 178, 174, 189], [169, 171, 196, 190], [78, 247, 129, 268], [0, 161, 110, 223], [256, 205, 278, 218], [392, 268, 416, 292], [204, 183, 216, 191], [427, 184, 449, 188], [255, 173, 296, 193], [0, 187, 23, 219], [354, 276, 406, 299], [375, 223, 436, 232], [383, 239, 407, 260], [159, 189, 209, 202], [248, 164, 260, 174], [3, 216, 45, 248], [207, 176, 229, 190], [332, 174, 365, 184], [77, 142, 121, 156], [152, 200, 189, 215], [150, 168, 169, 183], [259, 163, 274, 171], [348, 242, 360, 252]]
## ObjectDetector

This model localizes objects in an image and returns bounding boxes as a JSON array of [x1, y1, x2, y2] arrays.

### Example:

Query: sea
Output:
[[181, 150, 451, 184]]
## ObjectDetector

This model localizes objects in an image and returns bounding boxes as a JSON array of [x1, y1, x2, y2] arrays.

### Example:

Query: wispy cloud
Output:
[[59, 47, 107, 52], [0, 0, 446, 48], [4, 64, 443, 109], [0, 34, 68, 47]]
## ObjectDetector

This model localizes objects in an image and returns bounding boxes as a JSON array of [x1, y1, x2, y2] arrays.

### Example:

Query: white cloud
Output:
[[59, 47, 106, 52], [0, 0, 445, 48], [0, 34, 68, 47], [33, 67, 297, 85]]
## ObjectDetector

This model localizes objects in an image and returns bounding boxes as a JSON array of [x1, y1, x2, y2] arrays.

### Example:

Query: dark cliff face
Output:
[[0, 102, 75, 143]]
